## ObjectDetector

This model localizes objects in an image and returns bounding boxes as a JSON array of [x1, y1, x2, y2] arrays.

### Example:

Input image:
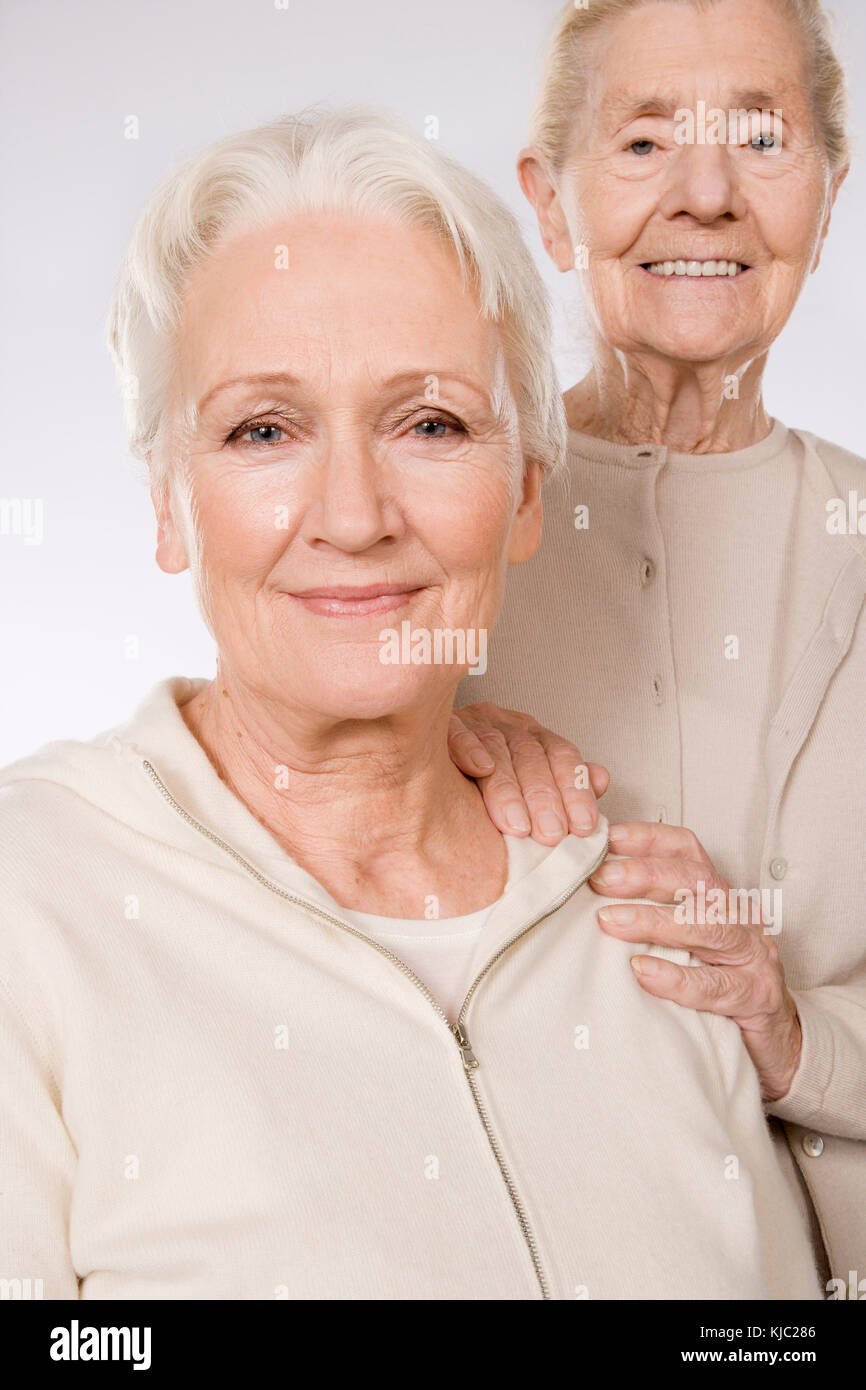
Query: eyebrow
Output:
[[373, 369, 493, 401], [604, 88, 784, 123], [196, 368, 493, 415], [196, 372, 304, 415]]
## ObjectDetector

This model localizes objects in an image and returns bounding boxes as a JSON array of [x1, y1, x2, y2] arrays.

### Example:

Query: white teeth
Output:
[[644, 259, 745, 277]]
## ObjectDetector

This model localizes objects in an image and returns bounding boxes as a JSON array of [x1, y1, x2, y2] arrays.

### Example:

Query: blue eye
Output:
[[247, 424, 284, 444], [629, 140, 656, 156], [413, 419, 449, 437]]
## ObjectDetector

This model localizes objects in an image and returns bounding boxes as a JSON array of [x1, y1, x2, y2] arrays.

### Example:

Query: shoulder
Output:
[[0, 738, 119, 842], [790, 427, 865, 491], [0, 731, 138, 924]]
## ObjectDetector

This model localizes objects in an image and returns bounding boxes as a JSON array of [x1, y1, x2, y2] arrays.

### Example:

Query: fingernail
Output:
[[468, 752, 494, 774], [598, 905, 636, 925], [571, 808, 595, 832], [608, 824, 628, 841], [594, 860, 626, 884], [631, 955, 659, 977], [504, 802, 531, 833], [538, 810, 567, 836]]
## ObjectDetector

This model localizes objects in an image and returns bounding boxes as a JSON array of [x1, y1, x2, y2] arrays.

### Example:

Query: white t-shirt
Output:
[[346, 903, 489, 1021], [343, 834, 552, 1021]]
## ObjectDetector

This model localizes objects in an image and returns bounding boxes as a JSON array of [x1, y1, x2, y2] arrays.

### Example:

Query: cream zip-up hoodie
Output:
[[0, 677, 821, 1300]]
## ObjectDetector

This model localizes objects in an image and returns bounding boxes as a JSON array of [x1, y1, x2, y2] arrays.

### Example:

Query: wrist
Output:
[[759, 1006, 802, 1104]]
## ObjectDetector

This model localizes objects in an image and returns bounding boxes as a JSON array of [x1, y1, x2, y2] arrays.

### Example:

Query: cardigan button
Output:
[[802, 1133, 824, 1158], [770, 857, 788, 880]]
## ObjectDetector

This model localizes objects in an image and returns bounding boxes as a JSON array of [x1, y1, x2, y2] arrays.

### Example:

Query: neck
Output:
[[180, 670, 507, 917], [565, 340, 771, 454]]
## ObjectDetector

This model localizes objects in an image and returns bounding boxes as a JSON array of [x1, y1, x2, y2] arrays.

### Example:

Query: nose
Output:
[[303, 425, 400, 554], [657, 140, 748, 224]]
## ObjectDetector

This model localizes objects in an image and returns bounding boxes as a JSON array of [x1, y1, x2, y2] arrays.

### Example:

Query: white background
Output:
[[1, 0, 863, 761]]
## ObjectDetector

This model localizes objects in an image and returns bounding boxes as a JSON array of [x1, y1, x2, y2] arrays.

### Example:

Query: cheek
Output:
[[756, 185, 826, 271], [409, 464, 517, 568], [575, 186, 652, 316], [188, 474, 291, 583], [574, 171, 650, 257], [411, 474, 518, 632]]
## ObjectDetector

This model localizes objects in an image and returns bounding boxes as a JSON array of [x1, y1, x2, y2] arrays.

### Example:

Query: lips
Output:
[[286, 584, 424, 617]]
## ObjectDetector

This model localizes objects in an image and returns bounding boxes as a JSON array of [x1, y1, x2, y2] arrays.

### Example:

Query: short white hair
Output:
[[105, 106, 566, 486]]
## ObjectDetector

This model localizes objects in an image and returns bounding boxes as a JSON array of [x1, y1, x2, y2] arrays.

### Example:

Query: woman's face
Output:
[[526, 0, 845, 365], [153, 214, 541, 724]]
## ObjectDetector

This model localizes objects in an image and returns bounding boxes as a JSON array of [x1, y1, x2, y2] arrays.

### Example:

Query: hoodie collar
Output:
[[1, 676, 609, 938]]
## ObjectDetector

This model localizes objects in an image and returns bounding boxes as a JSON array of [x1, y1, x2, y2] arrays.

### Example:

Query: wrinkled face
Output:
[[553, 0, 839, 364], [154, 214, 540, 723]]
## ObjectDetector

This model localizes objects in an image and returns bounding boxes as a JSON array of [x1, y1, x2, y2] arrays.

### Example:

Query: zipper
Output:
[[446, 850, 608, 1299], [140, 755, 609, 1300]]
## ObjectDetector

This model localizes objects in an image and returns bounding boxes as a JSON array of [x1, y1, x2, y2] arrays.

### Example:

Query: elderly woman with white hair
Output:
[[449, 0, 866, 1287], [0, 108, 821, 1300]]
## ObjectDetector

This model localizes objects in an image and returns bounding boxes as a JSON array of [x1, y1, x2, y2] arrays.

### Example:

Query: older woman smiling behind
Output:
[[0, 110, 821, 1299], [453, 0, 864, 1285]]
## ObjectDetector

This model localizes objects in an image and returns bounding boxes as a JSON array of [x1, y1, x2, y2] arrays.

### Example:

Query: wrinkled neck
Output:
[[565, 343, 771, 455]]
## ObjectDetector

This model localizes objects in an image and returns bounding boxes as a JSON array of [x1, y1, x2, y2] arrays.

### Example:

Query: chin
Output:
[[297, 667, 449, 724], [643, 331, 749, 365]]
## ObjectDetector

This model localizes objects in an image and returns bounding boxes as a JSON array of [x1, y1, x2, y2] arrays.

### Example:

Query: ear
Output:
[[812, 163, 849, 274], [149, 467, 189, 575], [518, 148, 575, 272], [507, 459, 544, 564]]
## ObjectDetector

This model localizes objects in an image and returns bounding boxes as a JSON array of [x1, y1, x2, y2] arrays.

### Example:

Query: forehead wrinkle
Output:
[[587, 19, 810, 132]]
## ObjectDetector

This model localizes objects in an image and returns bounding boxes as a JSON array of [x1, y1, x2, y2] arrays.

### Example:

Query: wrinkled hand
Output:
[[590, 822, 802, 1103], [448, 702, 609, 844]]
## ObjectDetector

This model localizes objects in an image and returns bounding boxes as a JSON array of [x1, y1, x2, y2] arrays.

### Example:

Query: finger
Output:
[[606, 821, 713, 866], [532, 736, 599, 836], [465, 728, 533, 836], [452, 704, 603, 842], [597, 901, 761, 965], [488, 718, 599, 837], [587, 763, 610, 799], [588, 854, 728, 902], [500, 728, 571, 843], [447, 713, 496, 776], [628, 955, 752, 1017]]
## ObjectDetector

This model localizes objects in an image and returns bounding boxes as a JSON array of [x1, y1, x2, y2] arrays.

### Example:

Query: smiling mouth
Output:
[[641, 259, 750, 278], [286, 585, 424, 617]]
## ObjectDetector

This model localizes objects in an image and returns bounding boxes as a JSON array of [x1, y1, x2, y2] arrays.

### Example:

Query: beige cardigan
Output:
[[0, 679, 820, 1297], [459, 419, 866, 1281]]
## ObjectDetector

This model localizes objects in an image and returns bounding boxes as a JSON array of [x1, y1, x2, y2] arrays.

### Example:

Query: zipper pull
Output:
[[451, 1020, 479, 1070]]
